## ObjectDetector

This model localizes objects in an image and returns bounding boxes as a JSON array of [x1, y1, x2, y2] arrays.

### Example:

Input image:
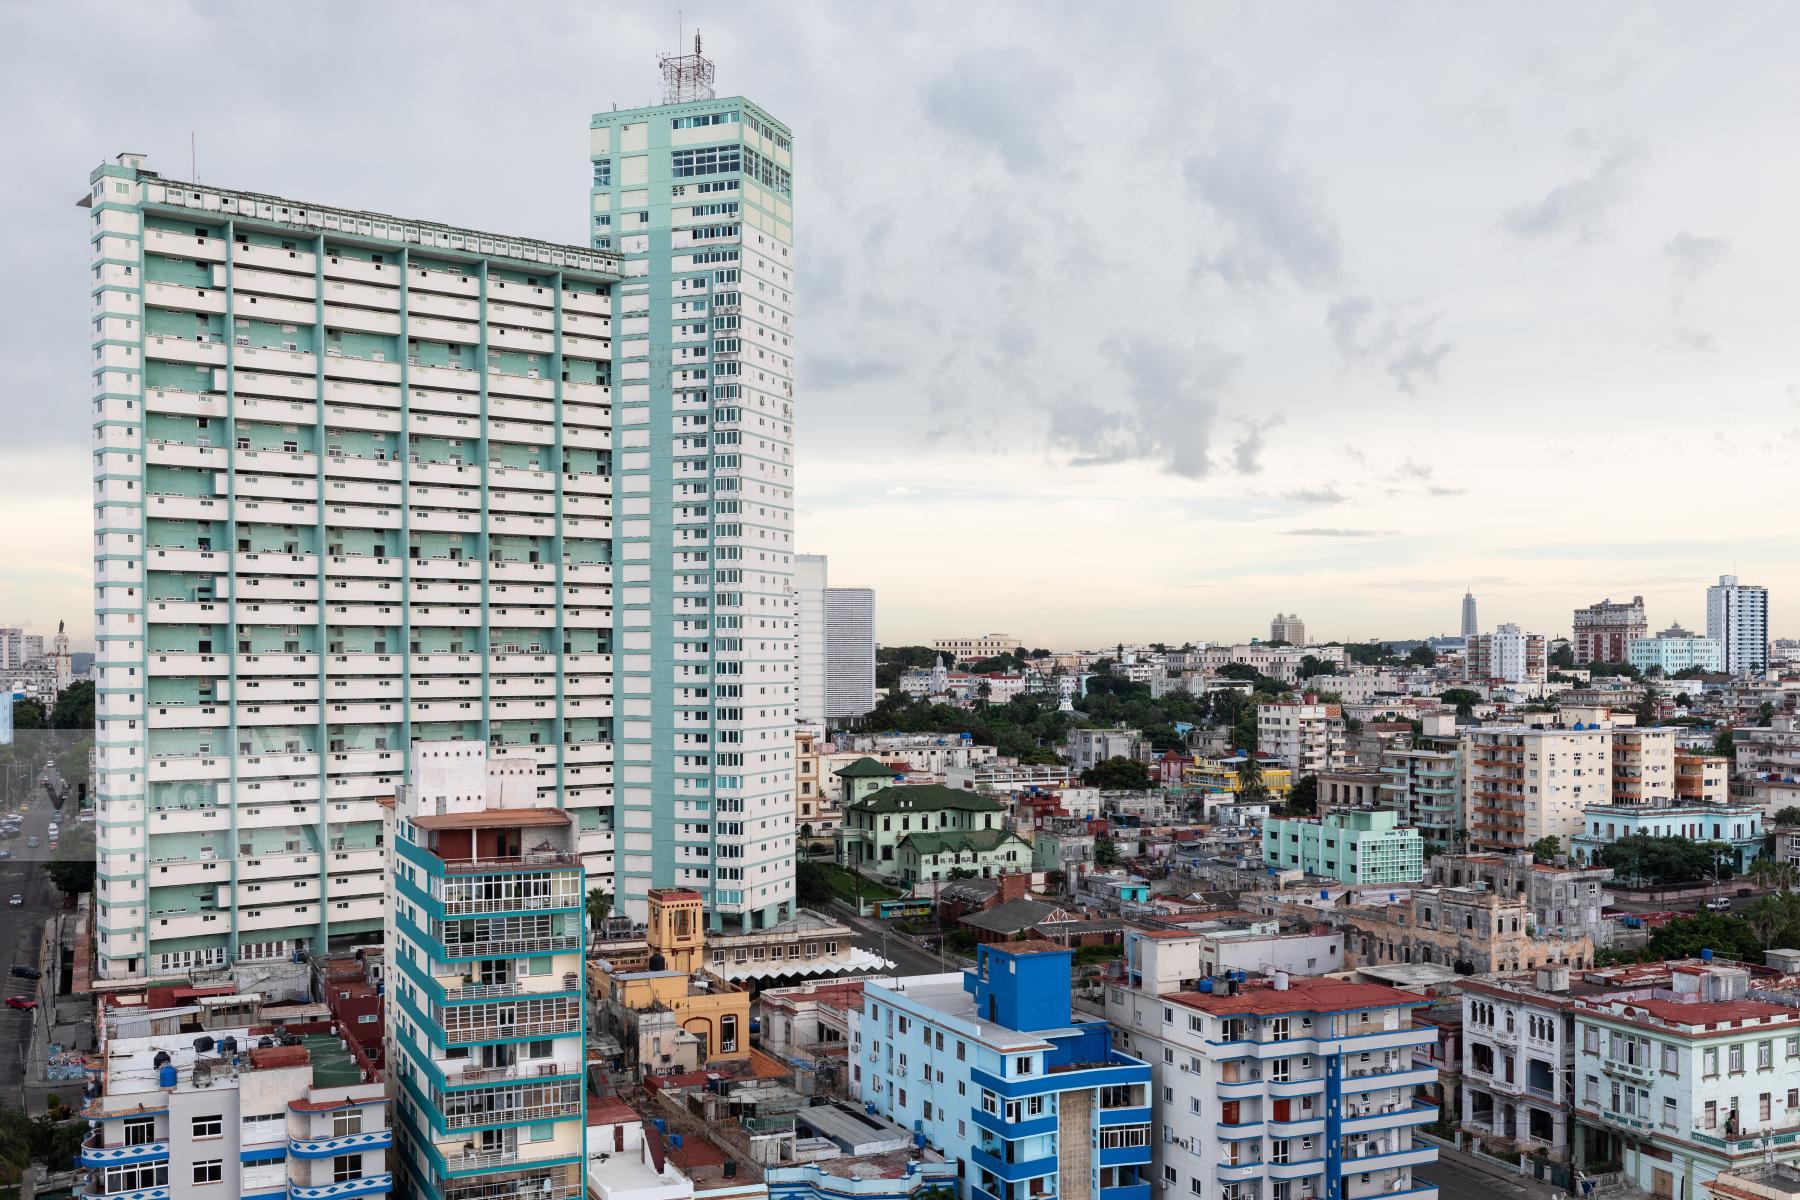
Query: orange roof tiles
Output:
[[1172, 978, 1425, 1016]]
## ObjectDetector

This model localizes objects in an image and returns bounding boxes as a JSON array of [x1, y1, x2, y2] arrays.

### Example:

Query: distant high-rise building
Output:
[[1707, 574, 1769, 675], [794, 554, 829, 722], [823, 587, 876, 719], [1572, 595, 1647, 665], [591, 55, 797, 930], [1269, 612, 1306, 645], [1465, 623, 1546, 683], [1461, 590, 1479, 638]]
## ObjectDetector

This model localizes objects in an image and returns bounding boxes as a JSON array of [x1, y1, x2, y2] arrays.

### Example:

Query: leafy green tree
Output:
[[45, 823, 95, 895], [946, 867, 978, 881], [1439, 688, 1482, 719], [1634, 683, 1660, 727], [1298, 655, 1334, 679], [10, 699, 44, 732], [1761, 702, 1777, 727], [1643, 912, 1764, 962], [50, 681, 95, 730], [1082, 756, 1152, 790], [1775, 808, 1800, 828], [1588, 661, 1642, 680], [1094, 838, 1120, 867], [1715, 730, 1736, 759], [1530, 835, 1562, 864], [1599, 835, 1735, 886], [796, 861, 834, 908], [1405, 646, 1437, 668], [1549, 645, 1576, 670], [1238, 754, 1271, 804], [1286, 775, 1318, 815]]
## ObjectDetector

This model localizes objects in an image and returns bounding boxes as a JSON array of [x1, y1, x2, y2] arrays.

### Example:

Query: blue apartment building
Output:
[[854, 941, 1154, 1200]]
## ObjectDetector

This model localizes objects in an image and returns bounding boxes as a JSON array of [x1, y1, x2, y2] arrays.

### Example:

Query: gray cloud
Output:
[[1184, 100, 1342, 288], [1233, 417, 1283, 474], [1664, 231, 1731, 279], [1283, 486, 1348, 506], [805, 355, 904, 390], [1281, 527, 1397, 538], [1326, 296, 1453, 394], [1501, 141, 1644, 242], [1046, 334, 1244, 479], [921, 48, 1070, 173]]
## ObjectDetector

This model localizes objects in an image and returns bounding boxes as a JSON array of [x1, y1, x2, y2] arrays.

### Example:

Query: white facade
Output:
[[1462, 723, 1613, 852], [87, 158, 618, 978], [795, 554, 828, 723], [1257, 701, 1347, 776], [823, 587, 877, 719], [1103, 969, 1440, 1200], [1465, 624, 1546, 684], [1708, 575, 1770, 676]]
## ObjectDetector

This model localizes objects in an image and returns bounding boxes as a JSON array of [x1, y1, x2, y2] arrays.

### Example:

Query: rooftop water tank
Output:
[[159, 1064, 177, 1088], [1199, 978, 1215, 994], [1703, 948, 1715, 962]]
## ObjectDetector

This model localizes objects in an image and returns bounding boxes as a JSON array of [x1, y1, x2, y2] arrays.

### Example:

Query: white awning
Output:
[[711, 948, 891, 982]]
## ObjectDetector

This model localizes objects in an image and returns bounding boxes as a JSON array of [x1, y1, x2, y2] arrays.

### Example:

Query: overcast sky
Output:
[[5, 2, 1797, 650]]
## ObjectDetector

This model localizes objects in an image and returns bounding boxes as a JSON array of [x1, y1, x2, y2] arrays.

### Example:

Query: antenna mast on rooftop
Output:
[[658, 27, 716, 104]]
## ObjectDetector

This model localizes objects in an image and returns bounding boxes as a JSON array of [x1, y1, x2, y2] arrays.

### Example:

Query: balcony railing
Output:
[[442, 1098, 581, 1131], [452, 1059, 580, 1086]]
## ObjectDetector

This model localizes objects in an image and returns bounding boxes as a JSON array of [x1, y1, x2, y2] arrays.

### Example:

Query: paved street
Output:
[[1418, 1148, 1561, 1200], [837, 911, 969, 977], [0, 774, 71, 1109]]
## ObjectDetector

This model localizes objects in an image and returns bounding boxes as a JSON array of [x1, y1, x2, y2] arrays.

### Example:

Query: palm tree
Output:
[[586, 887, 613, 935]]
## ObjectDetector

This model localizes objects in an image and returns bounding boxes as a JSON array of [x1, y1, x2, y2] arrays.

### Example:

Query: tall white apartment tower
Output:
[[1707, 574, 1769, 676], [590, 45, 797, 931], [794, 553, 828, 723], [86, 155, 619, 980]]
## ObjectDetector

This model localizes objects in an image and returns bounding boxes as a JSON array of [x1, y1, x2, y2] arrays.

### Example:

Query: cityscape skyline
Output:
[[6, 4, 1800, 647]]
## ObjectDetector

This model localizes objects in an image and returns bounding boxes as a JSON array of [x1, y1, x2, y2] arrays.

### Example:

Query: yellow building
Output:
[[1181, 752, 1294, 798], [593, 888, 751, 1068]]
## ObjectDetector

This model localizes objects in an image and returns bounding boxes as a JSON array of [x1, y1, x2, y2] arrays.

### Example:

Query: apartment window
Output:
[[1663, 1097, 1677, 1129], [1705, 1100, 1718, 1129], [1662, 1045, 1679, 1076], [1760, 1041, 1774, 1070], [1763, 1093, 1774, 1122], [1705, 1048, 1720, 1078], [332, 1109, 362, 1137], [191, 1116, 222, 1139], [193, 1160, 223, 1185], [332, 1155, 362, 1184], [1731, 1044, 1745, 1074]]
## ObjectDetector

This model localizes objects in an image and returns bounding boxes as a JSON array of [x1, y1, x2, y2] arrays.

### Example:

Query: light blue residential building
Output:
[[1571, 801, 1764, 871], [589, 44, 796, 931], [855, 941, 1154, 1200], [1262, 810, 1425, 884]]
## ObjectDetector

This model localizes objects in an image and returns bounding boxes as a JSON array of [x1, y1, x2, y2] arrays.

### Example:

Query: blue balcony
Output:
[[84, 1188, 169, 1200], [288, 1130, 394, 1159], [971, 1145, 1059, 1183], [1097, 1105, 1153, 1127], [972, 1107, 1057, 1140], [971, 1050, 1151, 1100], [79, 1138, 169, 1169], [1098, 1144, 1152, 1168], [1338, 1147, 1435, 1176], [290, 1173, 395, 1200], [1100, 1185, 1151, 1200]]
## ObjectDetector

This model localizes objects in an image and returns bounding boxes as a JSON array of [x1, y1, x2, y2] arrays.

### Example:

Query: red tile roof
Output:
[[1172, 978, 1426, 1016], [1611, 998, 1799, 1027], [588, 1095, 639, 1126]]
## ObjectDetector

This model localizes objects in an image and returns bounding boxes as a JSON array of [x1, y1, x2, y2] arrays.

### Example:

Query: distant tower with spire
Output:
[[1461, 591, 1479, 639]]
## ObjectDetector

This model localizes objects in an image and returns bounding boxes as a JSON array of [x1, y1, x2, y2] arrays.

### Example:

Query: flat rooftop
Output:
[[1173, 978, 1428, 1017], [873, 974, 1058, 1052], [414, 808, 571, 830]]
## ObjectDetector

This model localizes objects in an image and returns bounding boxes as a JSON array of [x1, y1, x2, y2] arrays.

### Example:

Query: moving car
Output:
[[10, 965, 42, 980], [5, 997, 37, 1011], [6, 895, 20, 907], [25, 837, 38, 848], [0, 850, 12, 861]]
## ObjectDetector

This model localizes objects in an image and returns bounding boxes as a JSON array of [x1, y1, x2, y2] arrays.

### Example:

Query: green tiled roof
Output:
[[834, 757, 898, 779], [899, 827, 1028, 856], [846, 783, 1004, 814]]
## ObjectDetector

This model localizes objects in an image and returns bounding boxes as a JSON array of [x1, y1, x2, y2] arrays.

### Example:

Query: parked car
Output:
[[1704, 897, 1733, 911], [10, 965, 43, 980], [6, 896, 19, 908], [0, 850, 12, 861], [25, 837, 38, 849], [5, 997, 37, 1011]]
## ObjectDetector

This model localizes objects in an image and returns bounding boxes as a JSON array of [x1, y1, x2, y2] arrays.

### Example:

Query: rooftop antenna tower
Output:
[[658, 26, 716, 105]]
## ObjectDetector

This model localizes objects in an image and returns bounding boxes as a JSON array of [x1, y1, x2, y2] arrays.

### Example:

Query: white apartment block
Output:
[[1258, 700, 1347, 777], [1462, 722, 1612, 852], [1103, 965, 1439, 1200], [794, 554, 828, 722], [930, 634, 1022, 661], [87, 157, 619, 979], [1612, 725, 1677, 804], [1709, 575, 1770, 676], [1465, 624, 1546, 684], [823, 586, 876, 719]]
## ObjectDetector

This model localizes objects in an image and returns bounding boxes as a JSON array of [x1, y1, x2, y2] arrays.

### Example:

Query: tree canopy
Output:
[[1082, 757, 1153, 790], [49, 681, 95, 730], [1599, 835, 1737, 886]]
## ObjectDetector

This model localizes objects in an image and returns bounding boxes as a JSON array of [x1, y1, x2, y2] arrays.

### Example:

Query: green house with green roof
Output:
[[837, 783, 1030, 882], [833, 756, 901, 808]]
